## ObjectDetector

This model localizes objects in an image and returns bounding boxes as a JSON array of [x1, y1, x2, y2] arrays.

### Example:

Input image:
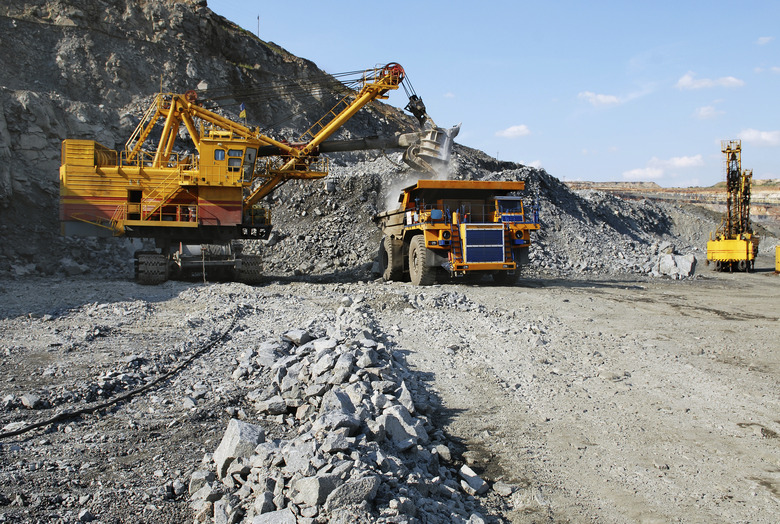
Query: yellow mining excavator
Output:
[[59, 64, 459, 283], [706, 139, 759, 271]]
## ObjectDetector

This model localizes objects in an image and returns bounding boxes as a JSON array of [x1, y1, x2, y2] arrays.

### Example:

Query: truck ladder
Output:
[[450, 222, 464, 264], [503, 228, 514, 265]]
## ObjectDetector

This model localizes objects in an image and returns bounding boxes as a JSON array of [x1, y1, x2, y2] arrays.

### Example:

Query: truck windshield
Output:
[[497, 199, 523, 213]]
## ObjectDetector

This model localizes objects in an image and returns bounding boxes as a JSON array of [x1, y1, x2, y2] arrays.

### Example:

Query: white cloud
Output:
[[738, 128, 780, 146], [646, 155, 703, 169], [577, 91, 621, 107], [577, 85, 653, 107], [622, 167, 664, 180], [623, 154, 703, 181], [495, 124, 531, 138], [695, 105, 724, 119], [756, 36, 774, 45], [664, 155, 704, 168], [443, 92, 455, 99], [773, 66, 780, 73], [526, 160, 543, 169], [676, 71, 745, 89]]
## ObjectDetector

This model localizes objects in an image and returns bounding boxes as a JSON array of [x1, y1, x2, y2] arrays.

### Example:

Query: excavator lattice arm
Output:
[[242, 63, 406, 207]]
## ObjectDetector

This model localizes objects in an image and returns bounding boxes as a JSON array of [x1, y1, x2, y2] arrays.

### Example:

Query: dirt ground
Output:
[[387, 254, 780, 523], [0, 254, 778, 523]]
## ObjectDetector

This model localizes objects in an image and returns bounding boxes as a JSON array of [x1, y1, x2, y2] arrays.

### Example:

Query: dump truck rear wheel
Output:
[[381, 236, 403, 281], [409, 235, 435, 286], [492, 270, 519, 285]]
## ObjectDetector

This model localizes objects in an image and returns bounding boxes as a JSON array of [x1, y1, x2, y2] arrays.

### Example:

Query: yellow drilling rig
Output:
[[706, 139, 759, 272]]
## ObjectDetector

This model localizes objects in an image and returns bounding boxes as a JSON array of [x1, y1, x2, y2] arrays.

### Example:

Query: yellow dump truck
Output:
[[374, 180, 540, 285]]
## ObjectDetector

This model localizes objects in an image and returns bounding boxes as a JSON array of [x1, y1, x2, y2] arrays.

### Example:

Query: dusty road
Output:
[[0, 255, 778, 522], [381, 256, 780, 523]]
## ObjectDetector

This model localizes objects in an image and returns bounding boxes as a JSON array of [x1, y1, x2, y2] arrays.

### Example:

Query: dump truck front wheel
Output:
[[409, 235, 436, 286]]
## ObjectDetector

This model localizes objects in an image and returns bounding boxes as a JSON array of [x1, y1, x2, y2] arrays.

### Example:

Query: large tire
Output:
[[381, 236, 403, 281], [408, 235, 436, 286], [237, 254, 263, 284], [492, 270, 520, 285], [136, 253, 169, 285]]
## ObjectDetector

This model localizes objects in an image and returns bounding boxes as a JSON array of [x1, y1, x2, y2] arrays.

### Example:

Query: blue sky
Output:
[[207, 0, 779, 187]]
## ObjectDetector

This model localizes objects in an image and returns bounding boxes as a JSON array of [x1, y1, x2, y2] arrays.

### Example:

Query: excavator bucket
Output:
[[403, 124, 461, 174]]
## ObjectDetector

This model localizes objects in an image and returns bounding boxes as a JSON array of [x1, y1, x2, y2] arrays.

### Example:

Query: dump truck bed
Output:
[[392, 180, 526, 206]]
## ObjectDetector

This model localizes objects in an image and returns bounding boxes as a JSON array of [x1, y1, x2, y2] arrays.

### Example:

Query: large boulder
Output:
[[213, 419, 265, 479], [654, 253, 697, 279]]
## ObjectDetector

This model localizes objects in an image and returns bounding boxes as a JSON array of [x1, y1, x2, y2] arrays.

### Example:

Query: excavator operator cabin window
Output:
[[214, 149, 226, 161], [228, 149, 243, 172], [243, 148, 257, 182]]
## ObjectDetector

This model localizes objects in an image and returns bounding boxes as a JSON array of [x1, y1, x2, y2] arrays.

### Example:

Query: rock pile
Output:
[[647, 241, 697, 279], [189, 295, 492, 523], [653, 253, 697, 279], [251, 150, 711, 282]]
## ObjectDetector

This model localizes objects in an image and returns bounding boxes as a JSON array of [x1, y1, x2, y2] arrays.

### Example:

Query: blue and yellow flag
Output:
[[239, 102, 247, 119]]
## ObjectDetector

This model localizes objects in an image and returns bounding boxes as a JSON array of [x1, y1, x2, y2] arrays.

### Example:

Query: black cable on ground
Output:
[[0, 308, 240, 441]]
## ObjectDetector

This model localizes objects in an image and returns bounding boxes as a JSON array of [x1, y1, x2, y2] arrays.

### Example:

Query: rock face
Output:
[[213, 419, 265, 479]]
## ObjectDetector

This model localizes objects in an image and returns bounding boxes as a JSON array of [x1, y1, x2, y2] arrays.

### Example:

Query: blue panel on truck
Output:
[[467, 247, 504, 262], [464, 227, 504, 262], [465, 229, 503, 246]]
